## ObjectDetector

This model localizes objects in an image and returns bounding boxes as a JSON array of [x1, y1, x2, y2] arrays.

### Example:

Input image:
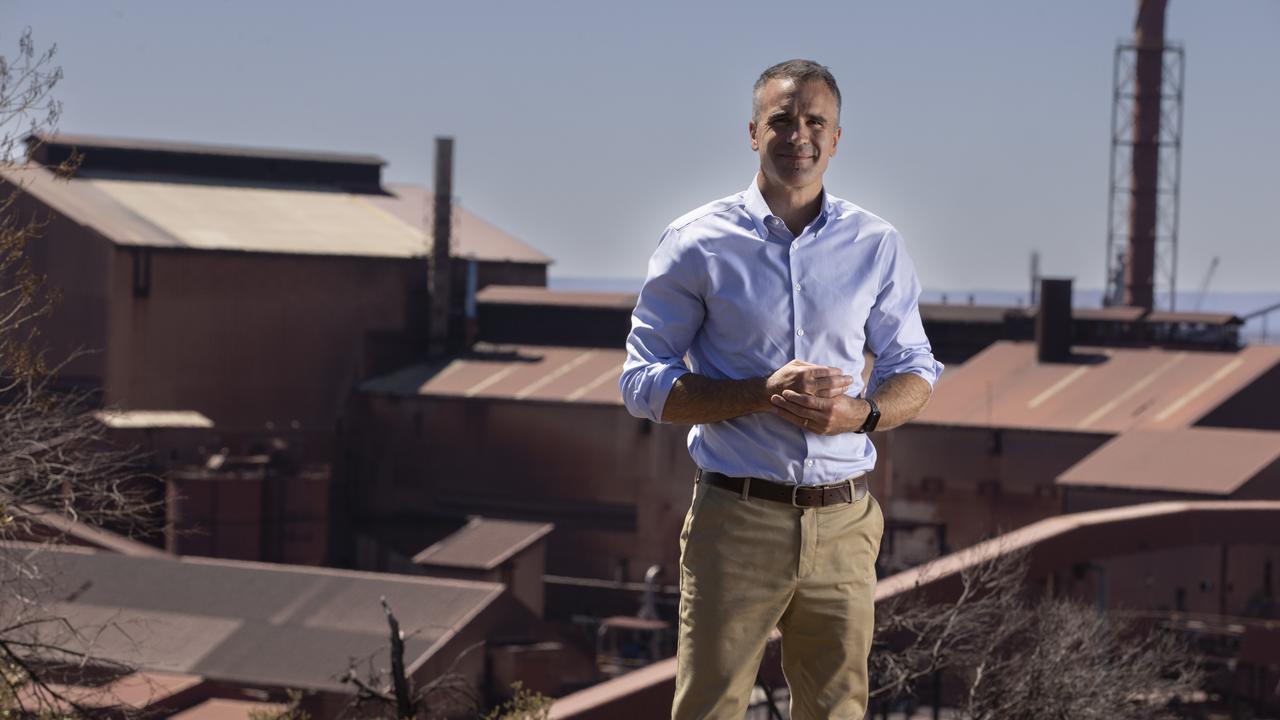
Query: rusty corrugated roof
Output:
[[171, 699, 288, 720], [1057, 428, 1280, 495], [413, 517, 554, 570], [476, 285, 636, 310], [15, 503, 170, 557], [919, 303, 1023, 324], [1, 543, 504, 692], [93, 409, 215, 429], [30, 132, 386, 166], [1146, 309, 1243, 325], [1, 163, 550, 264], [1073, 306, 1148, 322], [16, 671, 204, 713], [918, 304, 1230, 325], [370, 183, 553, 264], [917, 341, 1280, 433], [361, 343, 625, 405]]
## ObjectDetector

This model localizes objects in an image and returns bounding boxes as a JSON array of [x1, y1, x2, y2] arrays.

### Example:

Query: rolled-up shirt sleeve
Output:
[[620, 227, 706, 422], [865, 231, 944, 393]]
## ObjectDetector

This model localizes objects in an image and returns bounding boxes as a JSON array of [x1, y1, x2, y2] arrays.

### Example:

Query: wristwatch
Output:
[[856, 396, 880, 434]]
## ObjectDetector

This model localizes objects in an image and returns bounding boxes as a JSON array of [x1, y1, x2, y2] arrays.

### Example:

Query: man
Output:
[[620, 59, 942, 719]]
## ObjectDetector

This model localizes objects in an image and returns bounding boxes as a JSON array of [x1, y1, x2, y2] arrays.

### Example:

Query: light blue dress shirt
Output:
[[620, 178, 943, 486]]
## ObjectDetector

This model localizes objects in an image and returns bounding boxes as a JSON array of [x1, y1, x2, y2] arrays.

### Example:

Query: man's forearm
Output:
[[768, 370, 933, 434], [867, 373, 932, 431], [661, 373, 767, 425]]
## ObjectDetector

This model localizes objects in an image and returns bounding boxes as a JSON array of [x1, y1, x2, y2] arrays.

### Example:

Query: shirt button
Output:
[[794, 283, 802, 292], [791, 241, 798, 251], [796, 329, 805, 337], [805, 460, 814, 467]]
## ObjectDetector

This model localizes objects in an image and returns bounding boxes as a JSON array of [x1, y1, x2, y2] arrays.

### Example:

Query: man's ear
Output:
[[830, 125, 842, 157], [749, 121, 759, 151]]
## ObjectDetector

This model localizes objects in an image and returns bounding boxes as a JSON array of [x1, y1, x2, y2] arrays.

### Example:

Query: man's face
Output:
[[750, 78, 841, 190]]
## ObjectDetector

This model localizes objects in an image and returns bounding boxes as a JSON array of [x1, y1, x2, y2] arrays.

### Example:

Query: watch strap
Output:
[[858, 396, 880, 433]]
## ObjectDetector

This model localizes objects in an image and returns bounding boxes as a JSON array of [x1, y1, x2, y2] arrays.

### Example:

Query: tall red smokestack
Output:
[[429, 137, 454, 355], [1126, 0, 1166, 310]]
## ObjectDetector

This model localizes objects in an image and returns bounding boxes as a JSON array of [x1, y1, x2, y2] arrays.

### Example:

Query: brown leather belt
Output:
[[698, 469, 868, 508]]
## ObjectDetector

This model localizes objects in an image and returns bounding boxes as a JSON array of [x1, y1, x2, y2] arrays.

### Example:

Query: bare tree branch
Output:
[[0, 27, 159, 720], [871, 548, 1203, 719]]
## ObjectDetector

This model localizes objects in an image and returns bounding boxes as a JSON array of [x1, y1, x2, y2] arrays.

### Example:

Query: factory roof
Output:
[[171, 699, 289, 720], [29, 132, 386, 166], [361, 343, 625, 405], [1057, 428, 1280, 495], [13, 504, 170, 557], [15, 671, 206, 715], [369, 184, 553, 264], [1, 162, 549, 263], [917, 303, 1237, 326], [917, 341, 1280, 433], [1, 543, 504, 693], [919, 303, 1023, 324], [1146, 309, 1244, 325], [1072, 306, 1149, 322], [93, 409, 215, 429], [413, 517, 555, 570], [476, 285, 636, 309]]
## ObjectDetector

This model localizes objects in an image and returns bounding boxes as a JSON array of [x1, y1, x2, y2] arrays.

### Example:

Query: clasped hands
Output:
[[764, 359, 869, 435]]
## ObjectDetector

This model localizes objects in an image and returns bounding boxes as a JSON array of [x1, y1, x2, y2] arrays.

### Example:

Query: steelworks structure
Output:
[[1, 540, 543, 718], [340, 341, 698, 582], [546, 501, 1280, 719], [884, 338, 1280, 567], [1105, 0, 1184, 310], [4, 133, 550, 458]]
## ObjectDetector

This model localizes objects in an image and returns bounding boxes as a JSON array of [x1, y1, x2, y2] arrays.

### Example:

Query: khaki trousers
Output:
[[672, 477, 883, 720]]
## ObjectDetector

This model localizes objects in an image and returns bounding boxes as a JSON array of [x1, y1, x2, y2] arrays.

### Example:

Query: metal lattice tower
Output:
[[1104, 41, 1185, 310]]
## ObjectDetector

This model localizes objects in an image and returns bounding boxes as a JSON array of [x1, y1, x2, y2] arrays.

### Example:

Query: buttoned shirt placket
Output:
[[763, 211, 827, 484]]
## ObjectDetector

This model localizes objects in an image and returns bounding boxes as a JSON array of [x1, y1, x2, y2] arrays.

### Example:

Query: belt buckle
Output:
[[790, 483, 805, 508]]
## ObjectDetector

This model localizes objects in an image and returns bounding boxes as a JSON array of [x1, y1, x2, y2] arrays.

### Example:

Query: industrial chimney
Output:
[[1036, 278, 1073, 363], [428, 137, 454, 355], [1125, 0, 1167, 311]]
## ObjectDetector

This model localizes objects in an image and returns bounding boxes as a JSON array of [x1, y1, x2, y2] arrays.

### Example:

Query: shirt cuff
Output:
[[871, 357, 944, 392], [646, 364, 690, 423]]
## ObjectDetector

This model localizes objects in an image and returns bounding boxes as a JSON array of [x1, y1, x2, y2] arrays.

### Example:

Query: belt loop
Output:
[[740, 476, 751, 502]]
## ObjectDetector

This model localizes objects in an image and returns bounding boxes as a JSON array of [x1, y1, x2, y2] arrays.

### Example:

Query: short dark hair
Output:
[[752, 59, 842, 123]]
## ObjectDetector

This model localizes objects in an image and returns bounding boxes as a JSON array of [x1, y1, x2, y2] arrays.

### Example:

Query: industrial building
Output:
[[5, 0, 1279, 711], [4, 133, 550, 462], [5, 511, 593, 717]]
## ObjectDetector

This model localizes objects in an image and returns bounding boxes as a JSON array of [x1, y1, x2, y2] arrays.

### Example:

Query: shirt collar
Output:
[[743, 175, 834, 240]]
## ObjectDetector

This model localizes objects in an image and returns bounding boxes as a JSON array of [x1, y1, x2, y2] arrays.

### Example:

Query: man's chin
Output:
[[766, 166, 820, 187]]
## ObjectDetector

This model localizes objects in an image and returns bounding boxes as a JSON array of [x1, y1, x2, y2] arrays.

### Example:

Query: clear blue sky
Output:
[[3, 1, 1278, 297]]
